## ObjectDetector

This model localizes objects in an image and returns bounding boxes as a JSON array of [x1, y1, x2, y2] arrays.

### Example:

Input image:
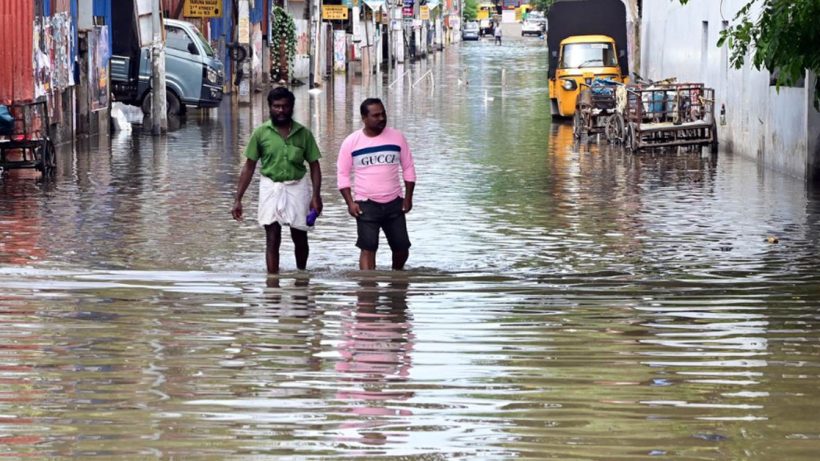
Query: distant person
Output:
[[494, 23, 502, 45], [337, 98, 416, 271], [232, 86, 323, 274]]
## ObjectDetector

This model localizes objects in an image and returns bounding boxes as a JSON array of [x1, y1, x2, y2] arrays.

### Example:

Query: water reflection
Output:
[[1, 41, 820, 459]]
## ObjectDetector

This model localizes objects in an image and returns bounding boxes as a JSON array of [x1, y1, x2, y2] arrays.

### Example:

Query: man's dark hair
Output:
[[360, 98, 384, 117], [268, 86, 295, 107]]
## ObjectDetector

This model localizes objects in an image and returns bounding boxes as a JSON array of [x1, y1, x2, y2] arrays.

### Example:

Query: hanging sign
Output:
[[402, 0, 414, 17], [183, 0, 222, 18], [322, 5, 349, 20], [420, 5, 429, 20]]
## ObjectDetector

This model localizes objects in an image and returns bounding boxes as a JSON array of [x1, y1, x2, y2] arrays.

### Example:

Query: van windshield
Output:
[[193, 28, 215, 58], [560, 42, 617, 68]]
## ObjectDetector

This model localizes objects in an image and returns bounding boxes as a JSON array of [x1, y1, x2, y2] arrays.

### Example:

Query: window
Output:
[[560, 43, 618, 69], [166, 26, 195, 53]]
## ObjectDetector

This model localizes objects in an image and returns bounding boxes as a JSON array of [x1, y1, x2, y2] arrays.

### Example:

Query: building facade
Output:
[[641, 0, 819, 182]]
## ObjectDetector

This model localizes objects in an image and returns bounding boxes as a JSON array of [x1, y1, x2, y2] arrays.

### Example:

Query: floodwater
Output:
[[2, 40, 820, 460]]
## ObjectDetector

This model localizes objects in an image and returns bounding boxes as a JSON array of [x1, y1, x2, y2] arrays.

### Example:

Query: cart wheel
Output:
[[709, 121, 719, 154], [627, 124, 639, 152], [36, 139, 56, 177], [612, 116, 624, 144], [44, 140, 56, 176], [573, 110, 583, 139]]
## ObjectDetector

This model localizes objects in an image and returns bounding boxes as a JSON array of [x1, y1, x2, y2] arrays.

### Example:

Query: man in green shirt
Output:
[[232, 87, 323, 274]]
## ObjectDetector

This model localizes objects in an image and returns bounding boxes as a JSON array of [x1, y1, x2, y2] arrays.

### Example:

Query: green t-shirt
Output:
[[244, 120, 322, 181]]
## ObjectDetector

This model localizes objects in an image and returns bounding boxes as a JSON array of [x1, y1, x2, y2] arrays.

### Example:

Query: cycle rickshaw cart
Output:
[[572, 78, 619, 140], [616, 82, 718, 154], [0, 99, 56, 177]]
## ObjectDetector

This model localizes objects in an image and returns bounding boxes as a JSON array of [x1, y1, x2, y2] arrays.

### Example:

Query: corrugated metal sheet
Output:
[[54, 0, 71, 13], [163, 0, 184, 18], [0, 0, 36, 103], [249, 0, 264, 25], [210, 0, 233, 60]]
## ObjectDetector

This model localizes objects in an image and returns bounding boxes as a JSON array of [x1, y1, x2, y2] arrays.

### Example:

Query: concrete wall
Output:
[[641, 0, 817, 181], [809, 74, 820, 184]]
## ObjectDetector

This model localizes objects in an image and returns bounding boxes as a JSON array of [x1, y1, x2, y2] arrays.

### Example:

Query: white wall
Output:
[[641, 0, 816, 180]]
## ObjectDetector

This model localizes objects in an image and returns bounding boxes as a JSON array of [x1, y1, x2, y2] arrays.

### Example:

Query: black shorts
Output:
[[355, 197, 411, 252]]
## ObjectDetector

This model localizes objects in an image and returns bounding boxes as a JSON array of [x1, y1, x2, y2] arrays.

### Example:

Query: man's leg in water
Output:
[[291, 227, 309, 270], [360, 249, 376, 270], [391, 249, 409, 270], [265, 223, 282, 274]]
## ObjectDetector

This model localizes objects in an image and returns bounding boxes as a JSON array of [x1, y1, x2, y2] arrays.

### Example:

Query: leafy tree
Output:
[[463, 0, 478, 21], [679, 0, 819, 108], [531, 0, 555, 12]]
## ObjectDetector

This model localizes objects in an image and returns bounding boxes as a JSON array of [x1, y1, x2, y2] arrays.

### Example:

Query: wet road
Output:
[[2, 40, 820, 459]]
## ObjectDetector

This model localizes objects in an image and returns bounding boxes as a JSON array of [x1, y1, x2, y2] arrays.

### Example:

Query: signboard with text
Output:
[[183, 0, 222, 18], [420, 5, 429, 20], [322, 5, 349, 20]]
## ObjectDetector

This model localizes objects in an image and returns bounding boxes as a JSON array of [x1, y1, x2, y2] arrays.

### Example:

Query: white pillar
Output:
[[151, 0, 167, 135]]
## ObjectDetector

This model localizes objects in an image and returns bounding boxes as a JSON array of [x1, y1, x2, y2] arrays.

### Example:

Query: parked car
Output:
[[462, 21, 480, 41], [111, 19, 224, 116], [522, 20, 544, 37]]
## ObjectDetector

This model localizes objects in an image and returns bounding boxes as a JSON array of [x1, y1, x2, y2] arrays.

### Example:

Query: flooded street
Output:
[[2, 41, 820, 459]]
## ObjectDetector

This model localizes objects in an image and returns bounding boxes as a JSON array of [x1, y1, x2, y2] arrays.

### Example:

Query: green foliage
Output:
[[679, 0, 819, 109], [463, 0, 478, 21], [531, 0, 555, 12], [271, 6, 296, 78]]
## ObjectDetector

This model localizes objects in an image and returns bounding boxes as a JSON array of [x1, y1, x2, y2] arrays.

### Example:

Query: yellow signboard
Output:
[[183, 0, 222, 18], [420, 5, 430, 20], [322, 5, 349, 21]]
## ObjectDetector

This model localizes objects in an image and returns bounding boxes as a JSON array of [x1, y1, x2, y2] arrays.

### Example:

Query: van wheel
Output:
[[141, 90, 182, 116]]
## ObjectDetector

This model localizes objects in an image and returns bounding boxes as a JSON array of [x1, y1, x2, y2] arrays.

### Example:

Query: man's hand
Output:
[[347, 201, 363, 218], [232, 200, 243, 221], [402, 197, 413, 213], [311, 195, 323, 214]]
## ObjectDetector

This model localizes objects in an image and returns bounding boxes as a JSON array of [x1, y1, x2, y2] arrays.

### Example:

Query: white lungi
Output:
[[257, 175, 312, 231]]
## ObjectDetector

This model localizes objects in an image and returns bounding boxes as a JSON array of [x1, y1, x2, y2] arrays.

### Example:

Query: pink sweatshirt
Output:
[[337, 127, 416, 203]]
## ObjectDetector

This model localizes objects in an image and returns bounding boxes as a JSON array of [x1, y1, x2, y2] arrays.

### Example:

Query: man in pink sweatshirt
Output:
[[337, 98, 416, 270]]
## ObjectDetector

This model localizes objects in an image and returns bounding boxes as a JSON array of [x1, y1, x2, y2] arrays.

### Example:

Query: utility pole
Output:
[[238, 0, 250, 103], [151, 0, 167, 135], [310, 0, 322, 88], [387, 1, 393, 71]]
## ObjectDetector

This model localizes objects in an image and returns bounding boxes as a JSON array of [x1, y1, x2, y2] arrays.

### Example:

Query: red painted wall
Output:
[[0, 0, 35, 103]]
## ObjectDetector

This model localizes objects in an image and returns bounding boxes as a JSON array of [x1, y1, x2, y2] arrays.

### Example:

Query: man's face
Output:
[[362, 102, 387, 135], [269, 98, 294, 126]]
